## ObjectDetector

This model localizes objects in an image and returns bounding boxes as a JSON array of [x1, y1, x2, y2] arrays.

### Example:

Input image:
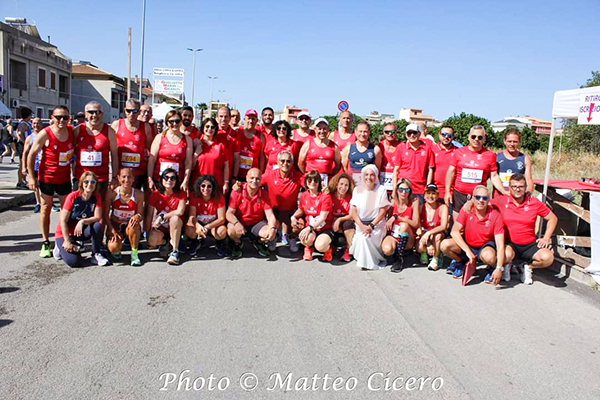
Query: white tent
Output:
[[152, 102, 175, 122], [547, 86, 600, 283]]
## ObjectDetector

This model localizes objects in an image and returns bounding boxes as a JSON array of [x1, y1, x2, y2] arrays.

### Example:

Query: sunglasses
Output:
[[474, 195, 489, 201], [276, 126, 288, 131], [307, 178, 319, 183], [441, 133, 453, 138], [510, 185, 525, 190], [125, 109, 140, 114], [470, 135, 484, 140], [85, 110, 102, 115], [279, 159, 292, 164], [299, 117, 310, 121], [205, 125, 216, 130], [200, 184, 213, 189], [406, 131, 419, 136], [384, 130, 396, 134], [167, 119, 181, 125], [397, 187, 410, 193], [162, 175, 177, 181], [52, 115, 69, 120], [83, 179, 97, 185]]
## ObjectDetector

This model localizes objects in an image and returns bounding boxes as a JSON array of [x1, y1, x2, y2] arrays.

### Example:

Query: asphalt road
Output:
[[1, 202, 600, 399]]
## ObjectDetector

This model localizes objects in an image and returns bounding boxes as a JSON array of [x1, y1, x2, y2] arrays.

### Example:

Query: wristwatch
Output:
[[495, 265, 505, 272]]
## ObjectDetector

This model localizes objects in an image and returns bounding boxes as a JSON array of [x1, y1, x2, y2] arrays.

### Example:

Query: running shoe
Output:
[[130, 251, 142, 267], [40, 242, 52, 258], [92, 252, 110, 266], [303, 246, 313, 261], [451, 261, 464, 279], [52, 244, 62, 260], [253, 240, 270, 257], [289, 238, 299, 253], [521, 263, 533, 285], [281, 234, 289, 246], [427, 256, 439, 271], [33, 203, 40, 213], [167, 250, 180, 265], [215, 240, 228, 258], [420, 252, 428, 265], [341, 248, 352, 262], [322, 248, 333, 262], [230, 241, 243, 259], [502, 264, 512, 282]]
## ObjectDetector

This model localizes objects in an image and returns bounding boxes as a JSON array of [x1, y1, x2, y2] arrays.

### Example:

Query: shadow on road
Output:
[[0, 287, 20, 294], [0, 233, 46, 254], [0, 319, 14, 328]]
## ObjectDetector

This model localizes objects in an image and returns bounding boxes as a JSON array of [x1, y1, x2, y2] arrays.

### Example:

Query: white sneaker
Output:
[[53, 245, 62, 260], [521, 263, 533, 285], [268, 240, 277, 252], [92, 252, 110, 267], [289, 238, 299, 253], [502, 264, 512, 282]]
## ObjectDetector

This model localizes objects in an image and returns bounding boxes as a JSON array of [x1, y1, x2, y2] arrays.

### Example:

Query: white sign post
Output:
[[152, 67, 185, 106], [577, 91, 600, 125]]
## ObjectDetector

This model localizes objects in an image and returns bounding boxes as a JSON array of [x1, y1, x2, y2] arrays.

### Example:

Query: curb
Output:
[[0, 190, 35, 212]]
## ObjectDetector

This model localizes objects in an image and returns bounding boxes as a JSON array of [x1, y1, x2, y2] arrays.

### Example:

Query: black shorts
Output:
[[39, 180, 71, 197], [133, 173, 149, 191], [16, 141, 24, 157], [462, 241, 496, 263], [508, 241, 540, 263], [452, 191, 470, 212]]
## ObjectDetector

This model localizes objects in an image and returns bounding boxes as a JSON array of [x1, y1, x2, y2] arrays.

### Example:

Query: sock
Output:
[[131, 248, 138, 255], [395, 232, 409, 257]]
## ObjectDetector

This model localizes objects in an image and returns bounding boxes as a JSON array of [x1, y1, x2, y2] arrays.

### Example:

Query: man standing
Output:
[[110, 99, 153, 190], [15, 107, 34, 188], [432, 126, 458, 209], [73, 111, 86, 127], [180, 106, 200, 140], [392, 123, 435, 201], [329, 111, 355, 152], [237, 109, 265, 181], [226, 168, 278, 258], [342, 122, 381, 186], [417, 122, 436, 145], [445, 125, 505, 217], [139, 104, 157, 137], [256, 107, 274, 137], [378, 123, 400, 192], [216, 106, 240, 187], [292, 111, 315, 144], [27, 106, 75, 258], [230, 109, 241, 129]]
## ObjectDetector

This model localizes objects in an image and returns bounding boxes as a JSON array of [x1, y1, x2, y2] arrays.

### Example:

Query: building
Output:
[[207, 100, 228, 118], [0, 18, 71, 118], [364, 111, 395, 125], [399, 108, 434, 124], [71, 61, 141, 121], [525, 115, 552, 135], [491, 116, 552, 134], [274, 105, 310, 125]]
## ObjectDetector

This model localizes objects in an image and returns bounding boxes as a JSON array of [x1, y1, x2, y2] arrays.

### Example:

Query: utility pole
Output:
[[127, 27, 132, 99], [138, 0, 147, 102], [187, 48, 203, 112]]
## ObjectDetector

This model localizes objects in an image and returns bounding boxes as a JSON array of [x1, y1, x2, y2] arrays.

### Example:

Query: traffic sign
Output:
[[338, 101, 349, 112]]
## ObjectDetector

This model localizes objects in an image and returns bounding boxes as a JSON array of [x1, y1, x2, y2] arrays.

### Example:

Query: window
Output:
[[36, 107, 44, 118], [10, 60, 27, 90], [111, 90, 119, 108], [50, 71, 56, 90], [38, 67, 46, 88], [59, 75, 69, 99]]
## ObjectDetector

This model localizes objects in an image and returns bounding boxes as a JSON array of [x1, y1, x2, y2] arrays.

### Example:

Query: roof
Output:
[[72, 63, 112, 76]]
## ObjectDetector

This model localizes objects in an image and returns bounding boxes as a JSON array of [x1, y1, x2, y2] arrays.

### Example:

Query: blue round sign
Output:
[[338, 101, 349, 112]]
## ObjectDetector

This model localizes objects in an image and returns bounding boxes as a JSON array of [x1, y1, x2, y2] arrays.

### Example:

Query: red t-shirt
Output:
[[193, 140, 226, 186], [490, 194, 551, 245], [189, 193, 225, 225], [378, 140, 399, 191], [216, 127, 239, 181], [237, 131, 263, 179], [262, 168, 302, 211], [333, 130, 356, 152], [38, 126, 74, 185], [228, 185, 272, 226], [74, 122, 110, 182], [392, 203, 416, 234], [148, 190, 187, 214], [292, 129, 315, 144], [451, 146, 497, 195], [153, 134, 188, 181], [393, 141, 435, 195], [432, 143, 457, 196], [55, 191, 102, 239], [456, 207, 504, 248], [298, 191, 333, 231], [116, 119, 149, 176], [264, 137, 301, 170], [420, 202, 442, 231], [184, 126, 200, 141], [305, 137, 337, 176], [330, 193, 351, 218]]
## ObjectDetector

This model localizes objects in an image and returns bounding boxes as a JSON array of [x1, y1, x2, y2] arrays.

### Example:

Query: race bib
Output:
[[461, 168, 483, 184], [197, 214, 216, 224], [58, 149, 74, 166], [80, 151, 102, 167], [319, 173, 329, 187], [499, 172, 512, 188], [113, 209, 134, 221], [122, 152, 141, 168], [160, 161, 180, 175], [309, 215, 325, 230], [380, 172, 394, 191], [240, 155, 253, 170]]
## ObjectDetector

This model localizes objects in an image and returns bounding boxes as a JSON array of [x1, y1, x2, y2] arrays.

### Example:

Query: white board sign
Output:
[[578, 92, 600, 125], [153, 68, 184, 77], [154, 79, 184, 95]]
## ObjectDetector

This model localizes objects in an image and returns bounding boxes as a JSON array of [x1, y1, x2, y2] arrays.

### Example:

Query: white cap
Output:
[[297, 111, 311, 119], [314, 117, 329, 127], [406, 123, 419, 133]]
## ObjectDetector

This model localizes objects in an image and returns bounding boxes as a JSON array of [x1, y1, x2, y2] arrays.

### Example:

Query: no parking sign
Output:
[[338, 101, 349, 113]]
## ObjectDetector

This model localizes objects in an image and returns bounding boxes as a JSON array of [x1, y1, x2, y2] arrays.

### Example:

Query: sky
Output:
[[1, 0, 599, 122]]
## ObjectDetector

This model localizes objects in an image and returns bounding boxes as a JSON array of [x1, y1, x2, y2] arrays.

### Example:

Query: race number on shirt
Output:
[[240, 155, 253, 170], [380, 172, 394, 191], [80, 151, 102, 167], [499, 172, 512, 189], [461, 168, 483, 184], [160, 161, 180, 175], [113, 209, 134, 221], [122, 152, 141, 168], [58, 149, 74, 166]]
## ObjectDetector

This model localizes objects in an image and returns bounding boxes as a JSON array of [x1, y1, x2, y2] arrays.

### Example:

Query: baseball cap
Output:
[[244, 109, 258, 117], [76, 111, 85, 118], [406, 123, 419, 133], [425, 183, 438, 192], [297, 111, 311, 119], [314, 117, 329, 127]]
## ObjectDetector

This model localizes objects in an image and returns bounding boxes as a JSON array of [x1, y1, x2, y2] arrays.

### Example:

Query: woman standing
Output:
[[298, 118, 341, 187], [348, 165, 391, 270], [104, 167, 144, 266], [382, 178, 420, 272], [185, 175, 228, 258], [192, 118, 229, 194], [291, 171, 334, 261], [54, 171, 108, 267], [328, 173, 355, 262], [147, 110, 193, 193], [146, 168, 187, 265], [264, 120, 300, 171]]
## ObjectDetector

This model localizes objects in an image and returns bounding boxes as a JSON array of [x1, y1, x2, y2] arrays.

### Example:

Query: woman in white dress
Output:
[[349, 165, 391, 270]]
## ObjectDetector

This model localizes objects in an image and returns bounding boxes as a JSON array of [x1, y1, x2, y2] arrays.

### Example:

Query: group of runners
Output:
[[15, 99, 557, 285]]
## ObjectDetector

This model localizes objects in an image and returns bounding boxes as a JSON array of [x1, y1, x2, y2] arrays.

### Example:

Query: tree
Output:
[[442, 112, 499, 148], [197, 103, 208, 110]]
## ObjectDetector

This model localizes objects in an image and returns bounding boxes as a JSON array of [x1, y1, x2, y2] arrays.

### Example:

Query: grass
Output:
[[531, 151, 600, 181]]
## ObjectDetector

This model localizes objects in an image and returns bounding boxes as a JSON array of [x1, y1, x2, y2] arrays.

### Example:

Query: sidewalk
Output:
[[0, 161, 35, 212]]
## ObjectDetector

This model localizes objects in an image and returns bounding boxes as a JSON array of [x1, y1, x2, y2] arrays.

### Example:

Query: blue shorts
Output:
[[462, 241, 496, 263]]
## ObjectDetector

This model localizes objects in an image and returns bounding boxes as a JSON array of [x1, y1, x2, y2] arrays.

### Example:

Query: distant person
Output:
[[256, 107, 274, 137], [432, 125, 458, 211], [329, 111, 355, 152], [230, 109, 241, 129], [155, 119, 164, 135], [342, 122, 382, 186], [292, 111, 315, 145], [298, 118, 341, 187], [15, 107, 33, 188], [417, 122, 436, 144], [378, 123, 400, 193], [27, 106, 75, 258], [496, 128, 534, 193], [1, 118, 16, 163], [21, 117, 44, 213], [180, 106, 200, 140], [139, 104, 157, 138]]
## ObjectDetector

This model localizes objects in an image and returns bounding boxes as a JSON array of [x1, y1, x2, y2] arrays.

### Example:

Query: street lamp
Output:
[[187, 48, 203, 109], [218, 90, 226, 102], [138, 0, 147, 102], [208, 76, 218, 105]]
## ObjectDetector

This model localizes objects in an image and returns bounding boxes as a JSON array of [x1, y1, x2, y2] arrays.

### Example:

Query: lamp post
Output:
[[138, 0, 146, 102], [218, 90, 226, 102], [187, 48, 203, 110], [208, 76, 218, 106]]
